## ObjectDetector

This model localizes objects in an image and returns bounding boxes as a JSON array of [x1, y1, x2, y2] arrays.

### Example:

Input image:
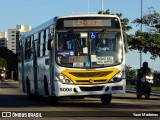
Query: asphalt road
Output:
[[0, 80, 160, 120]]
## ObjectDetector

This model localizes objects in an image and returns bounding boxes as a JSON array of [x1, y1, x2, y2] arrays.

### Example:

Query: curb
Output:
[[126, 88, 160, 96]]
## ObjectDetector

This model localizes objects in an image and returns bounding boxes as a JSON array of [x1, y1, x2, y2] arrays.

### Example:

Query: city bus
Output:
[[18, 14, 127, 104]]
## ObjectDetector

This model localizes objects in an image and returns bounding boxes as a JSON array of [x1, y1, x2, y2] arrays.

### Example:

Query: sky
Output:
[[0, 0, 160, 70]]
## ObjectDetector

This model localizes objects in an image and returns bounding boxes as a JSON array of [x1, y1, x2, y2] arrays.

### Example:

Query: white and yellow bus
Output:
[[18, 14, 127, 104]]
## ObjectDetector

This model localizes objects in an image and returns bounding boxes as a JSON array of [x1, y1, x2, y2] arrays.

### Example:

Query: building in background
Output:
[[8, 25, 31, 54], [0, 32, 7, 48]]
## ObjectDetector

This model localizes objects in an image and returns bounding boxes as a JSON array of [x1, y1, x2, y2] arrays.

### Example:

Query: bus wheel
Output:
[[26, 80, 31, 97], [137, 94, 142, 99], [44, 78, 49, 96], [49, 96, 59, 105], [22, 83, 26, 92], [100, 94, 112, 104], [145, 94, 150, 99]]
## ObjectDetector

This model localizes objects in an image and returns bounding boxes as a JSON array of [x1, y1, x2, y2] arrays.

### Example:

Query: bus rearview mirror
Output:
[[123, 32, 128, 53]]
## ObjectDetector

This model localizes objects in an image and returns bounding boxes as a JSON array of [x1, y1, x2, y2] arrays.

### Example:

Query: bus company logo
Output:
[[89, 78, 94, 83], [2, 112, 11, 117], [60, 88, 72, 92]]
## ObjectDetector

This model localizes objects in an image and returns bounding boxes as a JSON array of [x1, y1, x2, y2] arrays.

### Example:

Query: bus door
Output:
[[32, 40, 38, 93]]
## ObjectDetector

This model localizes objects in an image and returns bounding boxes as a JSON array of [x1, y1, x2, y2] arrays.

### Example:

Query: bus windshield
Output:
[[56, 30, 123, 68]]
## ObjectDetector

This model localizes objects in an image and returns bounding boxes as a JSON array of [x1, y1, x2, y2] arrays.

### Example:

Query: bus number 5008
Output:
[[60, 88, 72, 92]]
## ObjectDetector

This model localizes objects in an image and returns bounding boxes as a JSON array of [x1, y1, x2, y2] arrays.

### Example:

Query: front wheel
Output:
[[26, 80, 34, 99], [26, 81, 31, 96], [137, 94, 142, 99], [145, 94, 150, 99], [49, 96, 59, 105], [100, 94, 112, 104]]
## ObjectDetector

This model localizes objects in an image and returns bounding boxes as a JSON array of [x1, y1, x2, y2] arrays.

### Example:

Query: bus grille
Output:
[[62, 68, 120, 85], [69, 71, 112, 77], [80, 86, 104, 91], [75, 79, 107, 84]]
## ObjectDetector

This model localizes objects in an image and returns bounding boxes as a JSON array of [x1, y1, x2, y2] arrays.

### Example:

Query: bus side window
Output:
[[28, 37, 32, 59], [43, 30, 46, 56], [29, 36, 34, 59], [40, 31, 44, 57], [38, 32, 41, 57], [25, 39, 27, 60], [45, 29, 49, 55]]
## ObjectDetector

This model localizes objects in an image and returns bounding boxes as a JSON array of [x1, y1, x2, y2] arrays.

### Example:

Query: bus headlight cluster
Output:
[[56, 73, 73, 84], [109, 72, 123, 83]]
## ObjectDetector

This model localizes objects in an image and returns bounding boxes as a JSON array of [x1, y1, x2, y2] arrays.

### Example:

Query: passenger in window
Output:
[[98, 39, 110, 51]]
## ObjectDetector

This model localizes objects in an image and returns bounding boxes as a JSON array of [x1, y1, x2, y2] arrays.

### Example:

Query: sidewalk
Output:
[[3, 79, 18, 82]]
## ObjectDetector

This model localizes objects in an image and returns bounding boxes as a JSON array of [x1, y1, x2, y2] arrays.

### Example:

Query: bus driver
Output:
[[98, 39, 110, 51]]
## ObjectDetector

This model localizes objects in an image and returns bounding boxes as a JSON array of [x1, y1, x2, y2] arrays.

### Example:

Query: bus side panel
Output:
[[36, 28, 52, 96]]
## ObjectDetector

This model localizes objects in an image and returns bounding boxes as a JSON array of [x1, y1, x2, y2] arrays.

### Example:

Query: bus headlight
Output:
[[109, 72, 123, 83], [56, 73, 73, 84], [58, 74, 65, 80]]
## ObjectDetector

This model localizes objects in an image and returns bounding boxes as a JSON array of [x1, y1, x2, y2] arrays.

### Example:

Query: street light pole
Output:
[[140, 0, 143, 68], [102, 0, 104, 14]]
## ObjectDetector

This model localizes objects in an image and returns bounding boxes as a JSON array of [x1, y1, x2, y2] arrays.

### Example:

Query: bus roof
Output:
[[55, 14, 119, 20]]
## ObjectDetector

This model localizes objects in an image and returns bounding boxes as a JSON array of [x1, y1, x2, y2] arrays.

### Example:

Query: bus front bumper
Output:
[[54, 80, 126, 97]]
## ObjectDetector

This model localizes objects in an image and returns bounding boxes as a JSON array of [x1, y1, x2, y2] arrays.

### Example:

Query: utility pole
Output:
[[140, 0, 143, 68], [101, 0, 104, 14]]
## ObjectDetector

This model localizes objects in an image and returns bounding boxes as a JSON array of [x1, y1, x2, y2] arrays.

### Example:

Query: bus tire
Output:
[[22, 81, 26, 92], [26, 80, 38, 99], [145, 94, 150, 99], [26, 80, 32, 97], [44, 77, 49, 96], [49, 96, 59, 105], [100, 94, 112, 104], [137, 94, 142, 99]]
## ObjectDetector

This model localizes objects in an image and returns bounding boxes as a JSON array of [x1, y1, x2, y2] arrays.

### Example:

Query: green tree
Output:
[[126, 65, 137, 79], [132, 7, 160, 33], [0, 57, 7, 70], [98, 9, 132, 32], [128, 30, 160, 59], [130, 8, 160, 59]]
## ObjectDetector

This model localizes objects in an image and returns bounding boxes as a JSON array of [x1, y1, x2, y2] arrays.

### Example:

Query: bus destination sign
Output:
[[64, 19, 111, 27]]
